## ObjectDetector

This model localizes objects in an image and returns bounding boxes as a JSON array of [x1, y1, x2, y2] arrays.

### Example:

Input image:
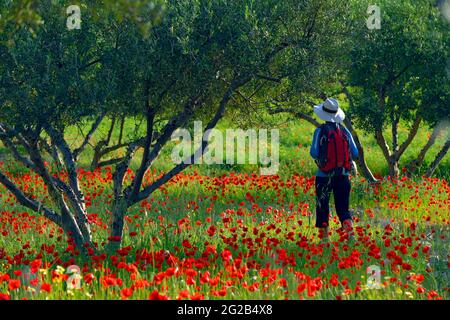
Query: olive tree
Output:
[[1, 0, 353, 253], [342, 0, 449, 177]]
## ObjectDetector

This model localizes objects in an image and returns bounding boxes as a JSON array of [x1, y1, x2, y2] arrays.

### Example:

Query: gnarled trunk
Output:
[[106, 197, 129, 252], [426, 139, 449, 177], [343, 117, 378, 183], [388, 159, 400, 178], [340, 84, 378, 183], [61, 210, 90, 253], [407, 121, 446, 176]]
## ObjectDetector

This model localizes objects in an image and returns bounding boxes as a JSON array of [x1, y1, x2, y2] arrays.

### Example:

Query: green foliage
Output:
[[0, 0, 447, 175], [0, 0, 165, 131], [346, 0, 449, 131], [224, 0, 353, 123], [0, 0, 44, 34], [0, 0, 383, 136], [0, 0, 165, 36]]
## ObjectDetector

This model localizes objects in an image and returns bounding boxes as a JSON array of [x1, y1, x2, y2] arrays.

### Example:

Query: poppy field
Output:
[[1, 0, 449, 306], [0, 161, 448, 300]]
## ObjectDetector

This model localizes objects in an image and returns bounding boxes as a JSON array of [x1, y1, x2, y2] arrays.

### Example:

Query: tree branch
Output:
[[0, 170, 62, 225], [78, 58, 102, 71], [375, 128, 392, 163], [255, 74, 282, 83], [340, 84, 378, 183], [407, 120, 446, 174], [73, 112, 106, 160], [396, 114, 422, 159], [124, 94, 204, 201], [268, 105, 320, 127], [130, 80, 159, 199], [383, 63, 414, 89], [426, 139, 450, 177], [132, 76, 250, 204]]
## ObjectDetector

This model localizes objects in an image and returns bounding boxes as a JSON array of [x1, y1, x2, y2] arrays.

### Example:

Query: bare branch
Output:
[[426, 139, 450, 177], [78, 58, 102, 71], [96, 157, 127, 168], [268, 106, 320, 127], [124, 94, 204, 201], [0, 170, 62, 225], [112, 138, 145, 199], [375, 128, 392, 163], [396, 114, 422, 159], [407, 121, 446, 173], [383, 63, 414, 89], [255, 74, 282, 83], [73, 112, 106, 160], [132, 76, 251, 204], [130, 80, 159, 199]]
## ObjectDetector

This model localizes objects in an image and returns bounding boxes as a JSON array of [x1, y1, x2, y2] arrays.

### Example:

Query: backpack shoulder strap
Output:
[[316, 124, 329, 147], [338, 124, 350, 139], [320, 123, 331, 134]]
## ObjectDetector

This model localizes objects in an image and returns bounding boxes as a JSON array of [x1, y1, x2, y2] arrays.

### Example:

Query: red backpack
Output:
[[316, 123, 351, 174]]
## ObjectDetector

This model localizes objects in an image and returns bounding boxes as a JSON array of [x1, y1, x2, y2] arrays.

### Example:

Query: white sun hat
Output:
[[313, 98, 345, 123]]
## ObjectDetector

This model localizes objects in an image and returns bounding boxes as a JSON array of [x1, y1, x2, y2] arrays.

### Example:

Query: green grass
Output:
[[1, 114, 448, 178]]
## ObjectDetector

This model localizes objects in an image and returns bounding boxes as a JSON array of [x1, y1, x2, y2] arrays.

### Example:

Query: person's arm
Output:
[[310, 127, 322, 159], [343, 127, 359, 159]]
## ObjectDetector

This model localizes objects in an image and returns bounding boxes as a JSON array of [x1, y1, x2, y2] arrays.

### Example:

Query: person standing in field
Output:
[[310, 98, 359, 242]]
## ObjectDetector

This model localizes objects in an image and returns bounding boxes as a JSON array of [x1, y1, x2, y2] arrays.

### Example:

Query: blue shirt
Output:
[[310, 123, 359, 177]]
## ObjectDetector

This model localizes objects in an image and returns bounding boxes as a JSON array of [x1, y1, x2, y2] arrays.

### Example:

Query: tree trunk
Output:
[[426, 139, 450, 177], [340, 84, 378, 183], [407, 122, 444, 176], [106, 197, 128, 252], [374, 128, 397, 178], [391, 111, 399, 154], [61, 210, 89, 254], [355, 154, 378, 182], [90, 144, 104, 170], [343, 117, 378, 183], [388, 158, 400, 178]]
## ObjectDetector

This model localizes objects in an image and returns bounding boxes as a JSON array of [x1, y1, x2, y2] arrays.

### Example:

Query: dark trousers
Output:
[[315, 175, 352, 228]]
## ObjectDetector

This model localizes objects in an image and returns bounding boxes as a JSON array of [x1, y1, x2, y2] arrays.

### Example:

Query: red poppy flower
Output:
[[221, 249, 232, 262], [207, 225, 217, 237], [8, 279, 20, 291], [200, 271, 210, 284], [417, 287, 425, 294], [177, 289, 190, 300], [84, 273, 95, 284], [148, 290, 169, 300], [121, 288, 133, 300], [40, 283, 52, 293], [190, 292, 204, 300], [0, 293, 10, 300]]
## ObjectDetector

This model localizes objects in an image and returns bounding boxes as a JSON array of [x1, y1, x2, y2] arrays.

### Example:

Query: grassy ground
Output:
[[0, 117, 448, 300], [42, 114, 448, 178], [1, 114, 448, 177]]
